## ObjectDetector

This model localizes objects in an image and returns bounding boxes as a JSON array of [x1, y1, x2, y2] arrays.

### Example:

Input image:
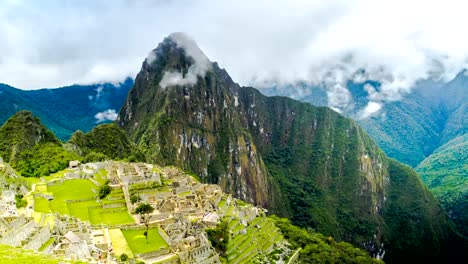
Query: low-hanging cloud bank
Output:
[[95, 109, 118, 123], [2, 0, 468, 115]]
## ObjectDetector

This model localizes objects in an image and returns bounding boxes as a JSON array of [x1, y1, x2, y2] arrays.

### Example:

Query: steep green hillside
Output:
[[0, 111, 79, 177], [271, 216, 383, 263], [0, 79, 132, 140], [0, 111, 60, 162], [358, 90, 445, 167], [117, 33, 462, 262], [0, 244, 84, 264], [68, 123, 144, 162], [416, 134, 468, 237], [263, 76, 467, 168]]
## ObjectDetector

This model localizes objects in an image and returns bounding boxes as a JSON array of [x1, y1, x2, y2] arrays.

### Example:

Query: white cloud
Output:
[[95, 109, 118, 123], [95, 86, 103, 100], [159, 32, 211, 88], [358, 101, 382, 119], [145, 50, 157, 65], [1, 0, 468, 113]]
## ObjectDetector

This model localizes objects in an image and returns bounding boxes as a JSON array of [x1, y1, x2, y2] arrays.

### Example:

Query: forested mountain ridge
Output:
[[117, 33, 465, 262], [416, 134, 468, 237], [0, 79, 132, 140], [262, 75, 467, 168]]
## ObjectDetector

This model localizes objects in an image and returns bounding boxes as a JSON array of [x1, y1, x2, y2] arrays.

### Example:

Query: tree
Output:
[[119, 253, 128, 262], [130, 194, 140, 204], [98, 183, 111, 199], [207, 220, 229, 255], [135, 203, 154, 241]]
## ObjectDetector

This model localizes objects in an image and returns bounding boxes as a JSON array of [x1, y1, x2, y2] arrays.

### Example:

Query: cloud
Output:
[[358, 101, 382, 119], [1, 0, 468, 114], [159, 32, 211, 88], [95, 86, 103, 100], [95, 109, 118, 123], [145, 50, 158, 65]]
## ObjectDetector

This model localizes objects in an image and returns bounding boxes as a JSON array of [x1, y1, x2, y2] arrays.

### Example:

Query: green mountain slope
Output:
[[117, 33, 463, 262], [358, 90, 445, 167], [416, 134, 468, 237], [0, 111, 79, 177], [68, 123, 144, 162], [0, 79, 132, 140], [264, 77, 467, 168], [0, 110, 61, 163]]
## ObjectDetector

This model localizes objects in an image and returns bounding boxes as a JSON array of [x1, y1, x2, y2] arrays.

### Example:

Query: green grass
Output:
[[122, 228, 168, 255], [33, 178, 134, 225], [67, 200, 100, 221], [218, 199, 226, 209], [178, 191, 192, 196], [226, 217, 285, 263], [47, 179, 97, 215], [94, 168, 109, 185], [0, 244, 85, 264], [38, 238, 55, 252], [24, 169, 69, 187], [89, 208, 135, 225], [34, 196, 51, 213], [108, 229, 134, 258]]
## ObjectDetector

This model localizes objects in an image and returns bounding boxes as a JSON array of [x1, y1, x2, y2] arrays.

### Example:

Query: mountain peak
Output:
[[0, 111, 60, 162], [144, 32, 212, 89]]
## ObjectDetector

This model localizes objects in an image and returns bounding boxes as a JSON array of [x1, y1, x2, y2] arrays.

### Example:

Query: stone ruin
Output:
[[0, 190, 17, 217]]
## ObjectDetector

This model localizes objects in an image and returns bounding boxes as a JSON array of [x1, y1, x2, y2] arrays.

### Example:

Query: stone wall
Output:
[[102, 202, 126, 209], [137, 247, 171, 259], [194, 254, 221, 264], [0, 220, 36, 246], [24, 226, 51, 250]]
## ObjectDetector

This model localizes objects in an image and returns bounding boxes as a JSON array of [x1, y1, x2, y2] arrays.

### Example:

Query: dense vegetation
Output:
[[12, 143, 79, 177], [274, 74, 467, 168], [98, 182, 111, 199], [416, 134, 468, 237], [382, 160, 459, 262], [0, 111, 60, 163], [0, 111, 80, 177], [117, 35, 464, 262], [68, 123, 144, 162], [0, 79, 132, 140], [206, 220, 230, 256], [271, 216, 383, 263]]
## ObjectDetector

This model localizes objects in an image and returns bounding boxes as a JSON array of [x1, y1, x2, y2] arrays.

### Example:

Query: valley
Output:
[[0, 32, 465, 264]]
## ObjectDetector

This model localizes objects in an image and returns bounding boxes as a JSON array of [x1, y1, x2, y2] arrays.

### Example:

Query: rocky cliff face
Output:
[[118, 33, 460, 261], [118, 34, 270, 207]]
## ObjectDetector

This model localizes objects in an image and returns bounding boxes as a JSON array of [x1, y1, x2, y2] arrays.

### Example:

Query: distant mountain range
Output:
[[0, 78, 133, 140], [262, 74, 467, 168], [262, 73, 468, 238]]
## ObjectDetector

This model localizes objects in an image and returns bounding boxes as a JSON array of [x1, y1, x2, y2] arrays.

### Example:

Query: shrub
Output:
[[98, 183, 111, 199]]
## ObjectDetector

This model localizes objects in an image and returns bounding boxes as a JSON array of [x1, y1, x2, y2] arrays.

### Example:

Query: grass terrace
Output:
[[0, 244, 85, 264], [89, 208, 134, 225], [33, 178, 134, 225], [23, 169, 70, 188], [94, 168, 109, 185], [226, 217, 284, 264], [108, 229, 134, 259], [122, 228, 169, 255]]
